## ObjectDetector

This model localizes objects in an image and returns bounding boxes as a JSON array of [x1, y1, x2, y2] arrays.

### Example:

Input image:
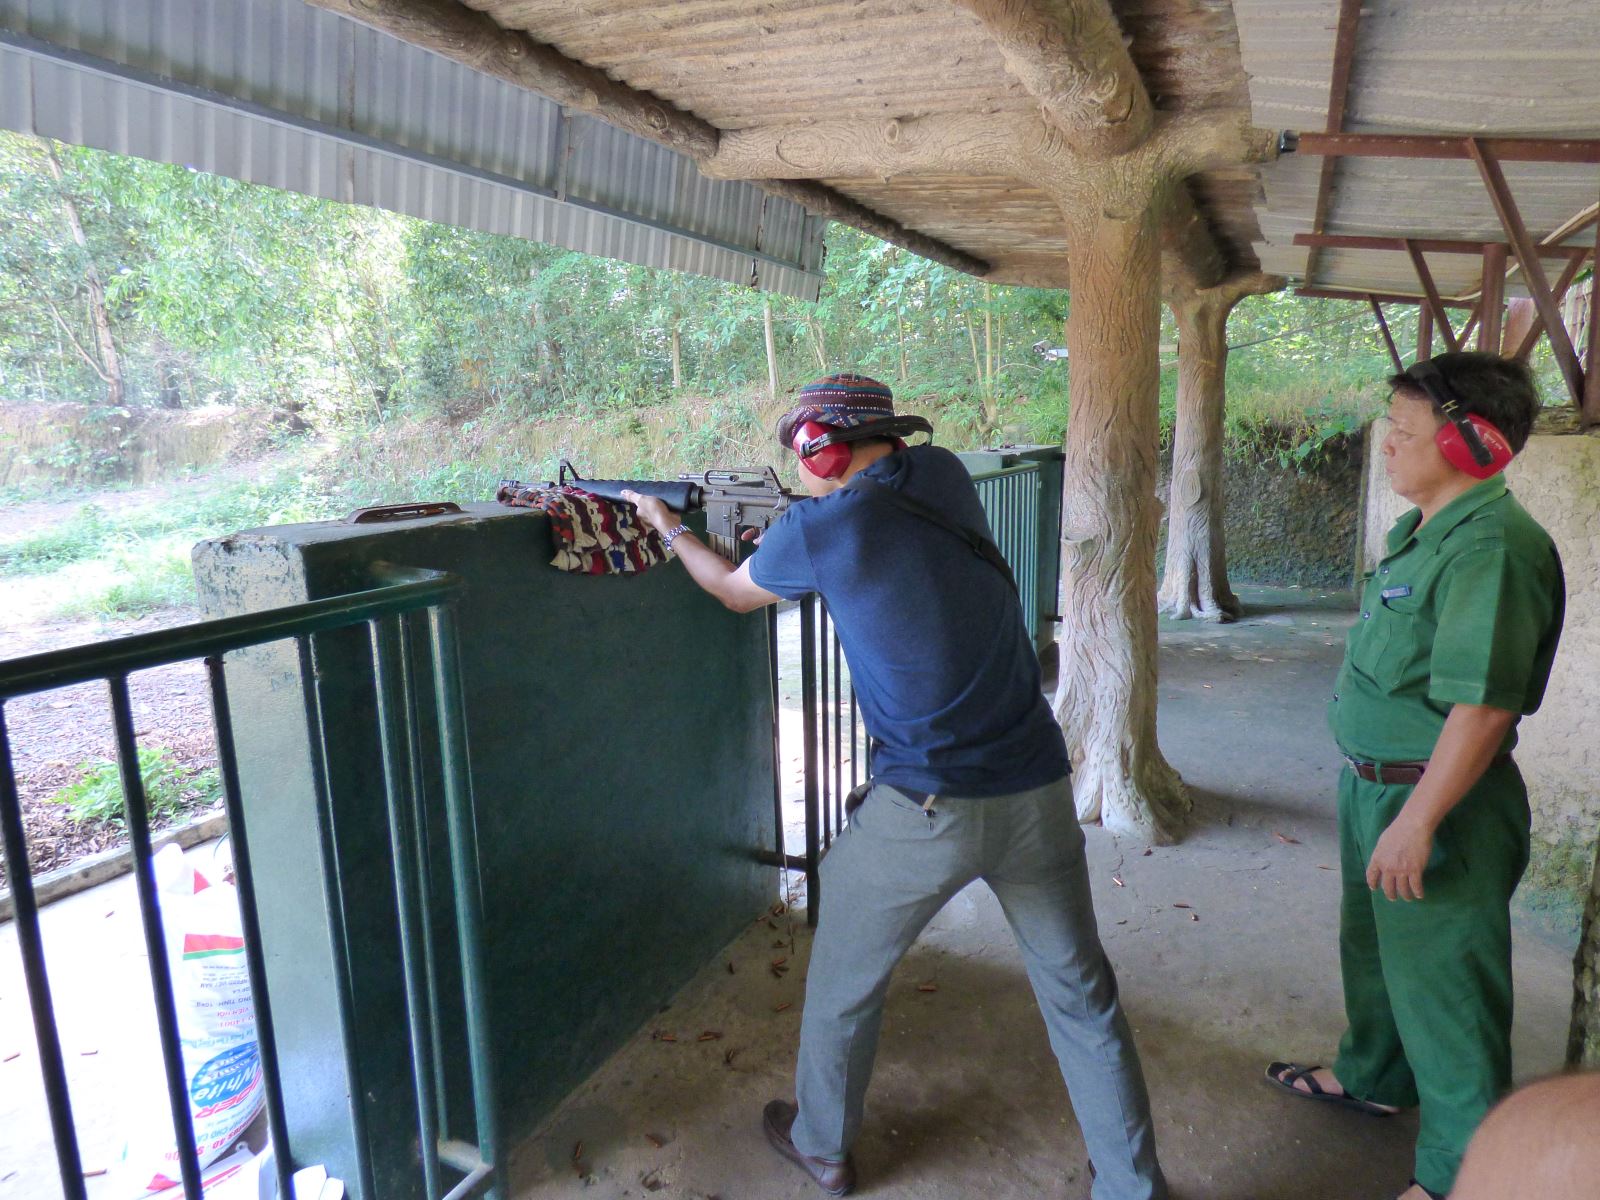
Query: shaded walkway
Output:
[[505, 585, 1573, 1200]]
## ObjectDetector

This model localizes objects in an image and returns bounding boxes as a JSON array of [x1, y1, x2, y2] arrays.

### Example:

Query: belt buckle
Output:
[[1343, 755, 1381, 783]]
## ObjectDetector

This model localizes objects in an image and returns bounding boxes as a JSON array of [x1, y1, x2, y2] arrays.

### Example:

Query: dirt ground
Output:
[[0, 470, 245, 886]]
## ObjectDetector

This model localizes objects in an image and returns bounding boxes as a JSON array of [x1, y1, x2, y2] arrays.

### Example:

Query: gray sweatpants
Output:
[[789, 777, 1167, 1200]]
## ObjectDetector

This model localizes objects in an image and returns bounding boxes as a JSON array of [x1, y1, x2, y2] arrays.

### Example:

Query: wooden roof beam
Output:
[[1508, 252, 1588, 359], [705, 110, 1271, 189], [1294, 233, 1592, 257], [950, 0, 1153, 158], [1296, 287, 1470, 308], [1304, 0, 1365, 287], [1404, 239, 1461, 352], [305, 0, 989, 276], [1369, 297, 1405, 374], [1292, 133, 1600, 163], [1470, 138, 1587, 406]]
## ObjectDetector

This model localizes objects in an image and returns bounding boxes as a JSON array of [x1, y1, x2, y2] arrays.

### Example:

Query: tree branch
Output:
[[41, 294, 112, 383], [1153, 110, 1280, 178], [951, 0, 1153, 157], [703, 113, 1040, 183]]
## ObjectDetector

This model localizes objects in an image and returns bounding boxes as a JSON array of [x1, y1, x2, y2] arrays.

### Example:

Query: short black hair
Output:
[[1387, 351, 1540, 453]]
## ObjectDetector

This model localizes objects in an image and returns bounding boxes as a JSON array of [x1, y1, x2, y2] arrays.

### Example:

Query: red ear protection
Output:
[[1436, 413, 1514, 479], [1407, 360, 1514, 479], [793, 420, 853, 479]]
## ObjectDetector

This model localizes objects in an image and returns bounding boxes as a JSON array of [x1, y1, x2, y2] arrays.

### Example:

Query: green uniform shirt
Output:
[[1330, 475, 1565, 763]]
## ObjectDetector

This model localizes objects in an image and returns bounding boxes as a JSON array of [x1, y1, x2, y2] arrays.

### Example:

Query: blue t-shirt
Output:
[[749, 445, 1069, 797]]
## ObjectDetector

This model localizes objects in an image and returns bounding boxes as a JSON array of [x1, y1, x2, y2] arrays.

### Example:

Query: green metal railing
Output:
[[785, 459, 1056, 923], [0, 564, 501, 1200], [971, 463, 1044, 641]]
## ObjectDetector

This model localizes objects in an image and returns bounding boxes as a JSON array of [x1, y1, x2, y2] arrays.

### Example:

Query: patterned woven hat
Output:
[[776, 372, 896, 445]]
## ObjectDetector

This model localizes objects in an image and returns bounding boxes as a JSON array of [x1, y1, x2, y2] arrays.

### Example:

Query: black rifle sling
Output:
[[845, 474, 1019, 598]]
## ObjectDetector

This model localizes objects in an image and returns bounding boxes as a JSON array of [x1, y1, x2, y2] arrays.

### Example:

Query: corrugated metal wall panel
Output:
[[0, 0, 826, 299]]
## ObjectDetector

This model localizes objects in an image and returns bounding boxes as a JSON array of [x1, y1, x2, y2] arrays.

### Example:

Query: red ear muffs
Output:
[[793, 420, 853, 479], [1436, 413, 1514, 479]]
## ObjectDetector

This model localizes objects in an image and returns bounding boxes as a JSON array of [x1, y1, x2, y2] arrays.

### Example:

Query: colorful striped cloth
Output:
[[496, 481, 668, 575]]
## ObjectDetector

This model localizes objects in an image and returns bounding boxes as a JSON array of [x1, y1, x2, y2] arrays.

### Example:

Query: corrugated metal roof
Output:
[[1236, 0, 1600, 300], [0, 0, 826, 300], [460, 0, 1269, 287]]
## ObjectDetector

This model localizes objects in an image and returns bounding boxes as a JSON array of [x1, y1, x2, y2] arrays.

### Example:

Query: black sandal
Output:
[[1264, 1062, 1398, 1117]]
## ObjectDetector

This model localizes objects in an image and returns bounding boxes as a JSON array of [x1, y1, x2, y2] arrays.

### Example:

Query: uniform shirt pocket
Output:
[[1369, 590, 1430, 691]]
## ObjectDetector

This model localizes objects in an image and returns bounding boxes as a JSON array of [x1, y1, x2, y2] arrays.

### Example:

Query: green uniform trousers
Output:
[[1332, 760, 1531, 1196]]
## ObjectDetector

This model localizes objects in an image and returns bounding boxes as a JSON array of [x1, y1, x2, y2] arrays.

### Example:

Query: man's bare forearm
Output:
[[1400, 703, 1518, 832], [670, 532, 738, 596]]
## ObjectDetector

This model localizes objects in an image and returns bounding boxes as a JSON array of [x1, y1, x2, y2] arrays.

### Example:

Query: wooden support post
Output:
[[1586, 211, 1600, 428], [1503, 298, 1538, 357], [1511, 249, 1592, 361], [1460, 302, 1483, 351], [1469, 139, 1587, 406], [1369, 296, 1404, 374], [1418, 302, 1434, 361], [1478, 243, 1506, 352], [1405, 240, 1460, 351]]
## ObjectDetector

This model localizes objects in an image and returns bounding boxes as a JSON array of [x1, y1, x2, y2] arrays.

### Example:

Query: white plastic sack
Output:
[[117, 843, 266, 1195]]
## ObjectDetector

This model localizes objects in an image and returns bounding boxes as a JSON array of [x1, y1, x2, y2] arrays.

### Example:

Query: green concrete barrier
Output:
[[194, 502, 774, 1198]]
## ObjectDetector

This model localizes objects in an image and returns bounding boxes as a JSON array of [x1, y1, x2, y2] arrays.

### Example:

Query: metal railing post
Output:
[[371, 616, 445, 1199], [426, 604, 504, 1200], [0, 705, 88, 1200], [206, 655, 297, 1200], [798, 598, 821, 926], [296, 634, 379, 1200], [109, 674, 206, 1198]]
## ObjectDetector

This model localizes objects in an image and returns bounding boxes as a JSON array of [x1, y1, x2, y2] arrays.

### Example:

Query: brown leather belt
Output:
[[1345, 754, 1511, 786]]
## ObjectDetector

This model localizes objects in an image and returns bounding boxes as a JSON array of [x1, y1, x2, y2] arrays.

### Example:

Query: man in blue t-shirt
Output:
[[623, 373, 1165, 1200]]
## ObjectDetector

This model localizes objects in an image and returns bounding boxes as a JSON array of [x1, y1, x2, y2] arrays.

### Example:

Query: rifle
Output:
[[500, 460, 795, 562]]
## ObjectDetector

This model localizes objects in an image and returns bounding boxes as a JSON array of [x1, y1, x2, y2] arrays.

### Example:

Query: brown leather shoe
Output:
[[762, 1100, 856, 1195]]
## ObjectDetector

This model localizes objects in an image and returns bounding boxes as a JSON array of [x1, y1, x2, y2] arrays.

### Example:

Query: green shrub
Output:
[[55, 747, 220, 825]]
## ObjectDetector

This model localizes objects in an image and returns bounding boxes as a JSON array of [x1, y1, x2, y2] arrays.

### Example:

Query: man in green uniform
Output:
[[1265, 352, 1565, 1200]]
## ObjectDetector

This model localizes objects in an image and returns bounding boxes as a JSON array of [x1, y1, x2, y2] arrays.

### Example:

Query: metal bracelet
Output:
[[661, 523, 691, 553]]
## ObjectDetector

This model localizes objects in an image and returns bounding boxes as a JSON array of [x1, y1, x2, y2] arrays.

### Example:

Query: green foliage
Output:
[[0, 467, 341, 620], [55, 746, 220, 825], [3, 127, 1519, 502], [54, 544, 196, 617], [0, 503, 114, 571]]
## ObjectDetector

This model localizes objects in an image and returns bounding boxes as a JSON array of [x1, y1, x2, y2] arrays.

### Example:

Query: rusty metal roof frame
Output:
[[1234, 0, 1600, 422], [0, 0, 838, 299]]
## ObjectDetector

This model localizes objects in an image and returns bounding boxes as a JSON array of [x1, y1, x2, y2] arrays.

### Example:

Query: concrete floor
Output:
[[0, 841, 242, 1199], [504, 586, 1575, 1200]]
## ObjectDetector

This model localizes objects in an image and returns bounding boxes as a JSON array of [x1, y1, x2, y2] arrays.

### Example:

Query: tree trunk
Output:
[[42, 140, 124, 407], [763, 297, 779, 402], [1052, 179, 1188, 842], [1158, 291, 1242, 622], [670, 324, 683, 389], [1570, 846, 1600, 1067], [896, 308, 909, 381], [808, 316, 828, 371]]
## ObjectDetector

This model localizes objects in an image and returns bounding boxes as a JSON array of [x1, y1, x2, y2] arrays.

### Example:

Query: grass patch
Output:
[[51, 541, 197, 618], [6, 458, 343, 618], [0, 504, 116, 572], [55, 746, 220, 825]]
